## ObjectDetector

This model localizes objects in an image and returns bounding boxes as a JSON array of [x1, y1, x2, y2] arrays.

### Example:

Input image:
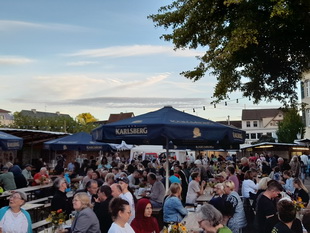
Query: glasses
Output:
[[10, 195, 22, 200]]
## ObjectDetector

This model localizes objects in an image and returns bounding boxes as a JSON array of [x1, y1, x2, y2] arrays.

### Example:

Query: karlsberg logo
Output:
[[233, 132, 243, 139], [116, 127, 148, 135]]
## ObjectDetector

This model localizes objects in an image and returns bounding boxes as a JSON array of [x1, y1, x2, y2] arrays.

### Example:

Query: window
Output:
[[306, 80, 310, 97], [253, 121, 258, 127], [246, 134, 249, 139], [257, 133, 262, 139], [0, 115, 4, 120], [307, 109, 310, 126], [250, 133, 256, 139], [267, 132, 272, 137], [246, 121, 250, 127]]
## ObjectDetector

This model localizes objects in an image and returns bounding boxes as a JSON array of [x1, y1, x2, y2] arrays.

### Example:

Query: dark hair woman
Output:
[[108, 197, 135, 233]]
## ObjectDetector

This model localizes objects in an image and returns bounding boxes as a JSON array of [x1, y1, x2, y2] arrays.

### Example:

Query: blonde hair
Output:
[[214, 183, 225, 193], [223, 180, 235, 191], [257, 177, 272, 190], [294, 178, 308, 193], [169, 183, 182, 198], [105, 173, 115, 183], [74, 192, 92, 209]]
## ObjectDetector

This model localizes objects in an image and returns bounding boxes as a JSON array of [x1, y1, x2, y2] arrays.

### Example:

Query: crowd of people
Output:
[[0, 151, 310, 233]]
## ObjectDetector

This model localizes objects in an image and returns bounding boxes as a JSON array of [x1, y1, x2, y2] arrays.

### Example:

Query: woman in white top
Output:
[[241, 170, 258, 198], [117, 177, 136, 223], [0, 191, 32, 233], [108, 197, 135, 233]]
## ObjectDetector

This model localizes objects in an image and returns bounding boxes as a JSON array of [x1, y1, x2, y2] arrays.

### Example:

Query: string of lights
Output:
[[188, 97, 250, 113]]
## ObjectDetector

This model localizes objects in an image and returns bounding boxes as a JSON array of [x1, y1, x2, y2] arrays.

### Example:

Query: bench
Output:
[[32, 219, 50, 230], [27, 196, 52, 204]]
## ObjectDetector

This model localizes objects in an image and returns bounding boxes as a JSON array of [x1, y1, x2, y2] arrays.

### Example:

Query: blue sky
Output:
[[0, 0, 284, 122]]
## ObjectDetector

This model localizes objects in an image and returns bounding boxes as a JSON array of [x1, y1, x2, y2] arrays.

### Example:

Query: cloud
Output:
[[66, 61, 99, 66], [0, 20, 88, 32], [10, 96, 210, 109], [0, 56, 35, 65], [65, 45, 204, 58]]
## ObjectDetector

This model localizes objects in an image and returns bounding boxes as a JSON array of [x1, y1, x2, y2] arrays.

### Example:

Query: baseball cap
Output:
[[117, 177, 129, 184]]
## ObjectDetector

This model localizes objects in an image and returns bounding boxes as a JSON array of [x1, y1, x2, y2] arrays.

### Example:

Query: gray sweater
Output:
[[71, 207, 101, 233]]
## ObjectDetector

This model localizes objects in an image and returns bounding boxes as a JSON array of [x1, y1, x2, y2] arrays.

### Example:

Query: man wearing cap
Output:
[[0, 166, 16, 191], [22, 164, 33, 186]]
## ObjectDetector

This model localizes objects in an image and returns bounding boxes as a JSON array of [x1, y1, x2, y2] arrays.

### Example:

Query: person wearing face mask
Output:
[[131, 198, 160, 233]]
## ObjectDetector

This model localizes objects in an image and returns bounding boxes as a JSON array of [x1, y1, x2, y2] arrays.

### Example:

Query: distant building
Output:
[[216, 120, 242, 129], [107, 112, 134, 124], [242, 108, 284, 144], [20, 109, 71, 118], [301, 72, 310, 138], [0, 109, 13, 126]]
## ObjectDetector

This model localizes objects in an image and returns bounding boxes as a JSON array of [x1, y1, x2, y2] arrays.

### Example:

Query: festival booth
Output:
[[0, 131, 23, 165], [43, 132, 115, 168], [92, 106, 246, 189]]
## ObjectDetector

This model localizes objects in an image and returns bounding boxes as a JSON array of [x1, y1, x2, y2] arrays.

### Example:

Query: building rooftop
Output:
[[20, 109, 71, 118], [242, 108, 282, 120], [107, 112, 134, 124]]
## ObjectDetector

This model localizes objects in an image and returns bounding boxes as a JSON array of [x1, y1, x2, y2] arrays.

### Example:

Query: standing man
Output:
[[254, 180, 283, 233]]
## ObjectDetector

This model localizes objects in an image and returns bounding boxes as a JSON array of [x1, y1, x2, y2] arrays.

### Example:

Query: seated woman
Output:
[[108, 197, 135, 233], [196, 203, 232, 233], [0, 191, 32, 233], [223, 180, 247, 233], [281, 170, 295, 194], [163, 183, 188, 224], [131, 198, 160, 233], [241, 170, 258, 199], [209, 183, 227, 214], [71, 192, 101, 233], [293, 178, 309, 206]]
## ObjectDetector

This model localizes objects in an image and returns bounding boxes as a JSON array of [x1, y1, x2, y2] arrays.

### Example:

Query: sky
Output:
[[0, 0, 286, 122]]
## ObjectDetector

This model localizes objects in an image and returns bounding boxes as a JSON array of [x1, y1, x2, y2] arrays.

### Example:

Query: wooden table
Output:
[[23, 203, 45, 211], [23, 203, 45, 222], [196, 187, 213, 203], [0, 183, 53, 197], [182, 210, 202, 233]]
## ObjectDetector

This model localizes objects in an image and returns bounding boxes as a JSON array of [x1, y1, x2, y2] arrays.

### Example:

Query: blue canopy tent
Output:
[[44, 132, 115, 151], [0, 131, 23, 150], [91, 106, 245, 149], [91, 106, 246, 189]]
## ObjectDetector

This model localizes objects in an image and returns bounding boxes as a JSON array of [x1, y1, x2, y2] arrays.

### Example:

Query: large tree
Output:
[[276, 108, 304, 143], [76, 113, 98, 125], [148, 0, 310, 104]]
